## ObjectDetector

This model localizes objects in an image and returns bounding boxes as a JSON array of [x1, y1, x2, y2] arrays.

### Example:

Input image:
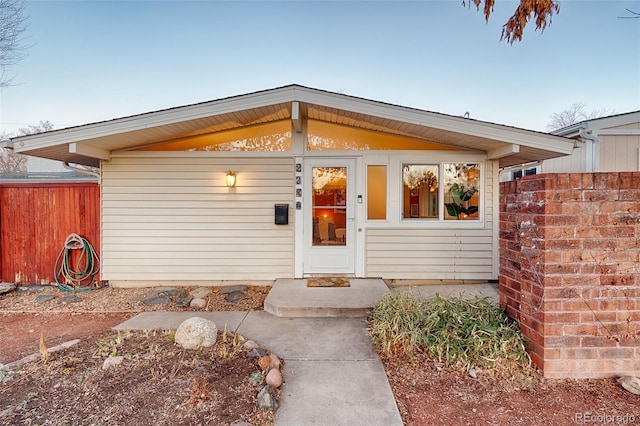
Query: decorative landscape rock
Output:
[[174, 317, 218, 349], [618, 376, 640, 395], [0, 282, 16, 296], [102, 356, 124, 370], [269, 354, 281, 370], [139, 287, 192, 307], [242, 340, 260, 351], [225, 291, 250, 303], [175, 295, 193, 307], [189, 287, 210, 299], [220, 285, 248, 294], [58, 295, 82, 304], [142, 295, 171, 306], [257, 385, 278, 410], [16, 284, 48, 293], [248, 348, 267, 358], [35, 295, 55, 304], [258, 355, 272, 371], [266, 368, 283, 388], [190, 298, 206, 308], [155, 286, 184, 297]]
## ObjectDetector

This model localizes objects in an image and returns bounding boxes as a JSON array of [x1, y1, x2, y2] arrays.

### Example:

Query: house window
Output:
[[444, 163, 480, 220], [135, 120, 291, 151], [306, 120, 459, 151], [513, 168, 537, 179], [402, 165, 439, 219], [367, 165, 387, 220]]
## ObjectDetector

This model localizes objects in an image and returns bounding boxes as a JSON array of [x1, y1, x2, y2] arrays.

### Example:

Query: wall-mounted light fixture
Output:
[[225, 170, 237, 187]]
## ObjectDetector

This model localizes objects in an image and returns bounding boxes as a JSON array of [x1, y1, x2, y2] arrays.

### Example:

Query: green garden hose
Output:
[[54, 233, 104, 292]]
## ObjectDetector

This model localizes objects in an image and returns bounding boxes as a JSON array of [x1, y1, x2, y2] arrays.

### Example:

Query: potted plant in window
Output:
[[445, 183, 478, 220]]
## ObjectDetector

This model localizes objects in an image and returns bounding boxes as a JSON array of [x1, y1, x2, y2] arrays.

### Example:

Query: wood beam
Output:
[[488, 144, 520, 160], [69, 143, 110, 160], [291, 101, 302, 133]]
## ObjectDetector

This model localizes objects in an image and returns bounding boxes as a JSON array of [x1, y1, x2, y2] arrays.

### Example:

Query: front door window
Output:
[[312, 167, 347, 246]]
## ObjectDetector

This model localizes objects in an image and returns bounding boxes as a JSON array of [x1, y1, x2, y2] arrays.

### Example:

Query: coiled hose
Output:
[[54, 233, 104, 292]]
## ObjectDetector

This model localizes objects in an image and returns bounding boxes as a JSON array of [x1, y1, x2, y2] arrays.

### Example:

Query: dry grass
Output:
[[369, 291, 532, 381]]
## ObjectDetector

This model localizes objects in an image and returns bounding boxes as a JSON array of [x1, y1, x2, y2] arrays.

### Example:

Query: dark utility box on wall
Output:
[[275, 204, 289, 225]]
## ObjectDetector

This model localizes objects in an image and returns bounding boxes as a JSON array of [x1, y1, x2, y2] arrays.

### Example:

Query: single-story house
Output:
[[8, 85, 575, 286]]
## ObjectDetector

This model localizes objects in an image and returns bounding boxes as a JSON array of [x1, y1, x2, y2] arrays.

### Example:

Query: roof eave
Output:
[[11, 84, 575, 164]]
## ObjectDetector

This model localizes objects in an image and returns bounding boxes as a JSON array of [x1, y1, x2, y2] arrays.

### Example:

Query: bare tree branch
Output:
[[618, 8, 640, 19], [0, 121, 53, 173], [0, 0, 29, 87], [546, 102, 615, 132]]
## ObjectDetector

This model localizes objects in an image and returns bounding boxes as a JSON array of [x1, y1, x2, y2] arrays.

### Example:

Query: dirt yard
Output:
[[0, 284, 638, 425]]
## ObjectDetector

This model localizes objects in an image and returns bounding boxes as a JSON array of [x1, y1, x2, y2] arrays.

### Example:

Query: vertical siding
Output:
[[0, 183, 100, 284], [101, 156, 295, 281], [365, 161, 496, 280], [599, 134, 640, 172], [542, 141, 587, 173]]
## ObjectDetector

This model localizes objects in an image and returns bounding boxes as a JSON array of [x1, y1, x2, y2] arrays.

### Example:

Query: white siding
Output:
[[542, 141, 587, 173], [365, 160, 496, 280], [101, 156, 295, 282], [366, 229, 494, 279], [599, 134, 640, 171]]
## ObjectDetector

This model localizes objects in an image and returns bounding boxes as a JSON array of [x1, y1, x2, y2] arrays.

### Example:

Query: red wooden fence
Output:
[[0, 183, 100, 284]]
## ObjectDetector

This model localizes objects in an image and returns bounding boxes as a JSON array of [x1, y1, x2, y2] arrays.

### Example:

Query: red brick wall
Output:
[[499, 173, 640, 379]]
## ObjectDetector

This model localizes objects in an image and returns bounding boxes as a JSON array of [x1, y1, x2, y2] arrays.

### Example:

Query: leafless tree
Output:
[[14, 120, 53, 136], [464, 0, 560, 43], [0, 138, 26, 172], [546, 102, 615, 131], [0, 120, 53, 173], [0, 0, 29, 87]]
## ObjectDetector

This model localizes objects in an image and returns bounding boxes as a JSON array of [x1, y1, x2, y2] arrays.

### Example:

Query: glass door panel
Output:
[[312, 167, 347, 246]]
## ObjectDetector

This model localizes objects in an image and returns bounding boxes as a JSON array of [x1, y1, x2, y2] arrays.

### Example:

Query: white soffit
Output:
[[12, 85, 575, 167]]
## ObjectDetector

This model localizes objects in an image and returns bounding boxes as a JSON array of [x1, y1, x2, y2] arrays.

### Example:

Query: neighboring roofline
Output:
[[11, 84, 573, 155], [551, 110, 640, 137], [0, 172, 98, 183]]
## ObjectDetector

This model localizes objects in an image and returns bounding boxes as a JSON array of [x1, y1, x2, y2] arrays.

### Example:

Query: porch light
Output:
[[225, 170, 237, 187]]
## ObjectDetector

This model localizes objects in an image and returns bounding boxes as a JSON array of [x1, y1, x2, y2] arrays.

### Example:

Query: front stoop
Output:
[[264, 278, 390, 317]]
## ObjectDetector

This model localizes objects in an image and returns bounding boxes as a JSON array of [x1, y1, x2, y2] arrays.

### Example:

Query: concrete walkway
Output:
[[115, 311, 403, 426]]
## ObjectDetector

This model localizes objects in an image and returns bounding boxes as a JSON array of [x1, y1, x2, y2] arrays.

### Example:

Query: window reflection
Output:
[[136, 121, 291, 152], [444, 163, 479, 220], [367, 165, 387, 220], [402, 165, 439, 219], [312, 167, 347, 246], [307, 120, 458, 151]]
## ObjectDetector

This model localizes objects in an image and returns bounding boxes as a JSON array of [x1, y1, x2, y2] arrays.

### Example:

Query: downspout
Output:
[[579, 127, 599, 172], [63, 162, 101, 179]]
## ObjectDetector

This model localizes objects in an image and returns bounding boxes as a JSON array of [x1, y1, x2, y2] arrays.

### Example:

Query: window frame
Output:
[[364, 153, 486, 228], [400, 163, 441, 221]]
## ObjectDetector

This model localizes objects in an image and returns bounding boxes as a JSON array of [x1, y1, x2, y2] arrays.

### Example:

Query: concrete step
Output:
[[264, 278, 391, 317]]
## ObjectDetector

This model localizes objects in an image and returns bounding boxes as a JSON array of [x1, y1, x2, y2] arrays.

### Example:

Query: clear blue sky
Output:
[[1, 0, 639, 134]]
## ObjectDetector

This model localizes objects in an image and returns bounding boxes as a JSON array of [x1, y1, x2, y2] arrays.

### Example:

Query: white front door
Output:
[[303, 158, 356, 275]]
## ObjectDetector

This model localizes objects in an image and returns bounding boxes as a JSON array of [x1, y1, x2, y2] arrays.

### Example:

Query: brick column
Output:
[[499, 173, 640, 379]]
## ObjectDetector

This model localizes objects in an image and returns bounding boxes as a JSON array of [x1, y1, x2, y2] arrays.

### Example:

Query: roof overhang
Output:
[[552, 110, 640, 138], [11, 85, 575, 168]]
